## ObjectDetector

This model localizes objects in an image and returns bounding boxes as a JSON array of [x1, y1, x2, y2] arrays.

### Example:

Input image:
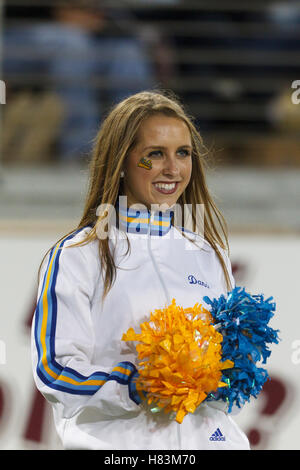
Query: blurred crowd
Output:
[[2, 1, 165, 164], [2, 0, 300, 166]]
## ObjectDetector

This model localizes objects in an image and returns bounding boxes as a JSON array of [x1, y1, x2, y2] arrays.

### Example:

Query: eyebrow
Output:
[[142, 145, 192, 151]]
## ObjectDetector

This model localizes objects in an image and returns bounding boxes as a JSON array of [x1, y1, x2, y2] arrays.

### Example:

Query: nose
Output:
[[162, 154, 180, 177]]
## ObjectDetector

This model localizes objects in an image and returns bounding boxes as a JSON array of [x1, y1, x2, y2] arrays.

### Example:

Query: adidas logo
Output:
[[209, 428, 226, 441]]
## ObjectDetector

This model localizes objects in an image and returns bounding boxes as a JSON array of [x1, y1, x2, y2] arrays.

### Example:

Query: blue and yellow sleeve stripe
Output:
[[34, 227, 142, 404]]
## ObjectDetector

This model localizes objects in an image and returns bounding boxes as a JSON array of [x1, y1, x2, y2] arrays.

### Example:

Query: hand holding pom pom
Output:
[[122, 299, 233, 424], [203, 286, 280, 412]]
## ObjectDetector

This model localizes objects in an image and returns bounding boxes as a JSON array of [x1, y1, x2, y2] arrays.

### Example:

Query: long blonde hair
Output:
[[38, 89, 232, 301]]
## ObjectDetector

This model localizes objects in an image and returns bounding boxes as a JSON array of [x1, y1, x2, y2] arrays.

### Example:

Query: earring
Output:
[[120, 171, 124, 178]]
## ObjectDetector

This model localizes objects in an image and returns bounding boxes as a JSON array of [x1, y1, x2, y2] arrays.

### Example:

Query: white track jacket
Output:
[[31, 201, 250, 450]]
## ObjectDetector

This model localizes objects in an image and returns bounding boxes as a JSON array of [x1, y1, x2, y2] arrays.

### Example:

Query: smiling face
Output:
[[122, 114, 193, 210]]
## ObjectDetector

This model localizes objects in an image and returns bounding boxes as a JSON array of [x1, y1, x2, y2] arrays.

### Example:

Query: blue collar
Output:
[[115, 199, 174, 237]]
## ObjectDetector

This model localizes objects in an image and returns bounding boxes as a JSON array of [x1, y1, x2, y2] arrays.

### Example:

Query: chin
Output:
[[152, 199, 177, 209]]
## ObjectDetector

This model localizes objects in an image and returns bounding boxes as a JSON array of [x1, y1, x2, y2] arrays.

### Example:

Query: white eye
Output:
[[178, 149, 191, 157], [148, 150, 162, 157]]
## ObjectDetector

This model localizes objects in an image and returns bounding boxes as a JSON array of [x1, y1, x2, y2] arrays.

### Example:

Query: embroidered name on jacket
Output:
[[188, 275, 210, 288]]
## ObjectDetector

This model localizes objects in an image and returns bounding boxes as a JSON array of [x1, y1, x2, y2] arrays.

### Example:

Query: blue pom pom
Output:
[[203, 286, 280, 412]]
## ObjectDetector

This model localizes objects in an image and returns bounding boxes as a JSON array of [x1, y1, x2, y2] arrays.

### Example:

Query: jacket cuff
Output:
[[128, 370, 146, 405]]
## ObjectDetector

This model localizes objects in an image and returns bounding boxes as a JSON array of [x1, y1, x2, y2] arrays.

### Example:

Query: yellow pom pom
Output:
[[122, 298, 234, 424]]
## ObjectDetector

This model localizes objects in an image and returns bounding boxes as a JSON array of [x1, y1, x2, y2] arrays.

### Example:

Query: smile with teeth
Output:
[[153, 182, 178, 194]]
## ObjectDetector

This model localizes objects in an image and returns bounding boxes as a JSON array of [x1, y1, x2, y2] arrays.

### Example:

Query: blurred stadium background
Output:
[[0, 0, 300, 450]]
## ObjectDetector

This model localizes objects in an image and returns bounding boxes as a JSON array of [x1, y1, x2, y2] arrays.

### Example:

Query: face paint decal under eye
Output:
[[137, 156, 152, 170]]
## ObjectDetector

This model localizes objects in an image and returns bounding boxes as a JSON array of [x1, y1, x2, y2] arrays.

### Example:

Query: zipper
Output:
[[147, 210, 182, 449], [147, 210, 171, 305], [177, 423, 182, 449]]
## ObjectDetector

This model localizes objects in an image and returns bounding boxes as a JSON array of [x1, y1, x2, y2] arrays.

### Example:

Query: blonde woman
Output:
[[31, 90, 250, 450]]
